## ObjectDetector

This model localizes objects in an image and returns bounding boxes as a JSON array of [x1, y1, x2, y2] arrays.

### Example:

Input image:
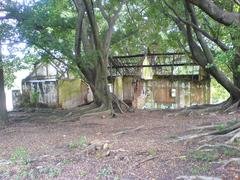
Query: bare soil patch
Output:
[[0, 109, 240, 179]]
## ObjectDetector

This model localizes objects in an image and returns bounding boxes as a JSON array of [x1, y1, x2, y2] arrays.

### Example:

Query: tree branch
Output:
[[163, 0, 229, 51], [96, 0, 110, 23], [234, 0, 240, 6], [102, 0, 125, 53], [82, 0, 102, 53], [188, 0, 240, 26], [185, 1, 214, 64]]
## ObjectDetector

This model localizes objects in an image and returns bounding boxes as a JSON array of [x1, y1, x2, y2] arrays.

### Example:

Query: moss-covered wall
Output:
[[113, 76, 123, 100], [58, 79, 89, 109]]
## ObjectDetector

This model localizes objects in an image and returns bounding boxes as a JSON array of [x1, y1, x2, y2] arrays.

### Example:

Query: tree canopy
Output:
[[0, 0, 240, 122]]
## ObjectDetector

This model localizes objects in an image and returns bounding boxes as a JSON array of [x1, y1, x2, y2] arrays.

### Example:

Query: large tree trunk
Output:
[[0, 41, 8, 126], [232, 47, 240, 89], [183, 1, 240, 102], [90, 60, 112, 110]]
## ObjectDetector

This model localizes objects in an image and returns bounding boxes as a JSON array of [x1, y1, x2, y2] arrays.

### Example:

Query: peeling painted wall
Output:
[[58, 79, 92, 109], [113, 76, 210, 109], [22, 80, 58, 106], [113, 76, 123, 100]]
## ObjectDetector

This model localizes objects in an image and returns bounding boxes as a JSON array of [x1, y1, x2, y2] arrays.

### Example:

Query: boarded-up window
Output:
[[153, 80, 175, 104]]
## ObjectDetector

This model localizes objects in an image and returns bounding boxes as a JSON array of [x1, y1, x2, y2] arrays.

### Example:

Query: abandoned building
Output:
[[20, 52, 210, 109], [109, 52, 210, 109], [21, 63, 93, 109]]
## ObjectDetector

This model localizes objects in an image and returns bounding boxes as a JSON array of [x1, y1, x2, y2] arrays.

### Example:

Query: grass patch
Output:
[[216, 124, 226, 132], [39, 167, 62, 177], [68, 143, 78, 149], [148, 148, 157, 156], [226, 120, 239, 127], [223, 149, 238, 157], [10, 147, 31, 165], [97, 166, 113, 178], [189, 150, 219, 162], [78, 136, 87, 148], [191, 164, 211, 175], [79, 171, 87, 177], [67, 136, 87, 150], [216, 120, 239, 133]]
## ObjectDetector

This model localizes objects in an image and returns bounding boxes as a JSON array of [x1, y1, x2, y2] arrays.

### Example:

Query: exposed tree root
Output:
[[177, 121, 240, 143], [190, 124, 219, 132], [63, 93, 134, 121], [197, 144, 240, 153], [226, 130, 240, 144], [80, 104, 111, 117], [175, 98, 240, 116], [210, 122, 240, 135], [176, 132, 211, 142], [178, 117, 240, 176], [224, 100, 240, 113], [78, 102, 98, 112], [81, 110, 111, 118], [176, 176, 222, 180], [175, 98, 240, 177], [220, 158, 240, 169], [60, 104, 111, 122]]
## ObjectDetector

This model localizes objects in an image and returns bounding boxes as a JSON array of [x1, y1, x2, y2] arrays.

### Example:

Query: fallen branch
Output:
[[134, 155, 160, 167], [113, 125, 144, 136]]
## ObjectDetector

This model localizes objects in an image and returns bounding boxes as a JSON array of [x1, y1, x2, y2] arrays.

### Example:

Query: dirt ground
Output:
[[0, 109, 240, 180]]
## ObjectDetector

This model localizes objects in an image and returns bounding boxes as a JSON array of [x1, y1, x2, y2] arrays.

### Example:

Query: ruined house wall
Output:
[[22, 80, 58, 106], [116, 76, 210, 109], [22, 79, 92, 109], [122, 76, 134, 105], [58, 79, 92, 109], [113, 76, 123, 101]]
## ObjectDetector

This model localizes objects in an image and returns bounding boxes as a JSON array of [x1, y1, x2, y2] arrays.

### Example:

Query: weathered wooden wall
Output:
[[22, 80, 58, 106]]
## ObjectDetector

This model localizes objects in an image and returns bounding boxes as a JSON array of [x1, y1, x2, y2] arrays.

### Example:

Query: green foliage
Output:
[[97, 166, 113, 178], [79, 171, 87, 177], [148, 148, 157, 156], [30, 92, 39, 106], [226, 120, 239, 127], [81, 51, 99, 69], [223, 148, 239, 157], [68, 143, 78, 149], [1, 0, 239, 103], [189, 150, 219, 162], [67, 136, 87, 150], [205, 63, 214, 69], [211, 79, 229, 104], [10, 147, 31, 165], [216, 120, 239, 133], [191, 164, 211, 175], [78, 136, 87, 147], [216, 123, 226, 132], [39, 167, 62, 177]]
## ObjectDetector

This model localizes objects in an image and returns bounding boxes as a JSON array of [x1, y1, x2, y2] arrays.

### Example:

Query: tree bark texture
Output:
[[0, 41, 8, 125]]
